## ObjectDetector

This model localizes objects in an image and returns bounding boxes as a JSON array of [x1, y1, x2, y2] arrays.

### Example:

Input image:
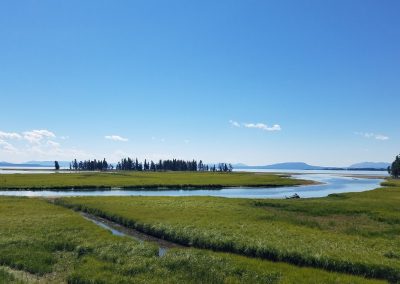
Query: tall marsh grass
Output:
[[0, 197, 378, 283], [57, 182, 400, 282]]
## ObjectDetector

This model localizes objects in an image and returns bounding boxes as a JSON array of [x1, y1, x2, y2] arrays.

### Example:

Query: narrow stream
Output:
[[0, 173, 385, 198], [81, 212, 182, 256]]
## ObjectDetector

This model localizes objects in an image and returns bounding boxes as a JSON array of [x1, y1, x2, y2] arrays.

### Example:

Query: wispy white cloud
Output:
[[374, 134, 389, 141], [0, 139, 18, 153], [0, 129, 89, 162], [0, 129, 58, 154], [105, 135, 128, 142], [23, 129, 56, 144], [229, 120, 241, 128], [230, 121, 281, 132], [355, 132, 389, 141], [47, 140, 60, 147], [243, 123, 281, 131], [0, 131, 21, 140]]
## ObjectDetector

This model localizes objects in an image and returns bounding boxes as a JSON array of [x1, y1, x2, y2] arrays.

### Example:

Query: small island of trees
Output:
[[68, 158, 233, 173]]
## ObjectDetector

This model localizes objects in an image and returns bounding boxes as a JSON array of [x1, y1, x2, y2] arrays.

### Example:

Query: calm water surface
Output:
[[0, 172, 384, 198], [0, 167, 73, 174], [81, 213, 176, 256]]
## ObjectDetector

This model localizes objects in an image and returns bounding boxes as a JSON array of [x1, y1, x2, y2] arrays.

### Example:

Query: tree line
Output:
[[69, 159, 114, 171], [388, 154, 400, 178], [66, 158, 233, 172]]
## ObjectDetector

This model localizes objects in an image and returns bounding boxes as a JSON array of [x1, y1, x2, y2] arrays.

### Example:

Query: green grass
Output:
[[0, 268, 19, 284], [57, 180, 400, 282], [0, 197, 378, 283], [0, 171, 312, 190]]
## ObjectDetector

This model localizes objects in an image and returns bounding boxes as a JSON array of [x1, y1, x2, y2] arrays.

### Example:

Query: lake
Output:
[[0, 167, 71, 174], [0, 170, 385, 198]]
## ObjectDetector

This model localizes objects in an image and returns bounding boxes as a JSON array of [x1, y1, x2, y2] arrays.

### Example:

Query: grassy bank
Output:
[[57, 180, 400, 282], [0, 171, 311, 190], [0, 197, 379, 283], [0, 268, 20, 284]]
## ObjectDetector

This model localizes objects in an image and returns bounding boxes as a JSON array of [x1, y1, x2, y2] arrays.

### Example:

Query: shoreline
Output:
[[0, 172, 386, 191], [0, 183, 314, 191], [0, 171, 313, 191]]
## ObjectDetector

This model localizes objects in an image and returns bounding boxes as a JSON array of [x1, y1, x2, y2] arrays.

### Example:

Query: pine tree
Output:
[[389, 155, 400, 178]]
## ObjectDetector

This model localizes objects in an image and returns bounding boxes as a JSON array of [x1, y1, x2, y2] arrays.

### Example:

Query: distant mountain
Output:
[[0, 161, 70, 168], [233, 162, 325, 170], [233, 161, 390, 171], [349, 162, 390, 169], [1, 160, 390, 171], [260, 162, 325, 170], [0, 161, 45, 167]]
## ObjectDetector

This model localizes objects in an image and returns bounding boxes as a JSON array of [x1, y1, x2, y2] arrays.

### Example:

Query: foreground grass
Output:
[[0, 268, 21, 284], [0, 197, 377, 283], [0, 171, 311, 190], [58, 180, 400, 282]]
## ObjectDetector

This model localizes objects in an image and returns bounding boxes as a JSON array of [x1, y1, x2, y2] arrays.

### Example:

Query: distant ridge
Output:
[[0, 161, 390, 170], [0, 162, 45, 167], [349, 162, 390, 169], [233, 162, 325, 170], [233, 161, 390, 170], [0, 161, 70, 168]]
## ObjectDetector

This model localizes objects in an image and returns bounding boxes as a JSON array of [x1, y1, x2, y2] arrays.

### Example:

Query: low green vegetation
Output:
[[57, 180, 400, 282], [0, 171, 311, 190], [0, 196, 379, 283], [0, 268, 19, 284]]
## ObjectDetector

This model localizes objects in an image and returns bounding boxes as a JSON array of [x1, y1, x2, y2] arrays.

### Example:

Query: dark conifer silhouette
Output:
[[388, 154, 400, 178], [70, 157, 233, 172]]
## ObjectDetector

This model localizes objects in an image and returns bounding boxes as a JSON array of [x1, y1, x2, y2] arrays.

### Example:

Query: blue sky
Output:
[[0, 0, 399, 166]]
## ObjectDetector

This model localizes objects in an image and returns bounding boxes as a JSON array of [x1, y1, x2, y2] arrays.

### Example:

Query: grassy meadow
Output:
[[57, 179, 400, 282], [0, 171, 311, 190], [0, 197, 381, 284]]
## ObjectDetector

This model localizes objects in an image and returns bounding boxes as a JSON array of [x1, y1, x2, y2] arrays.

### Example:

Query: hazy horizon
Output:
[[0, 159, 391, 169]]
